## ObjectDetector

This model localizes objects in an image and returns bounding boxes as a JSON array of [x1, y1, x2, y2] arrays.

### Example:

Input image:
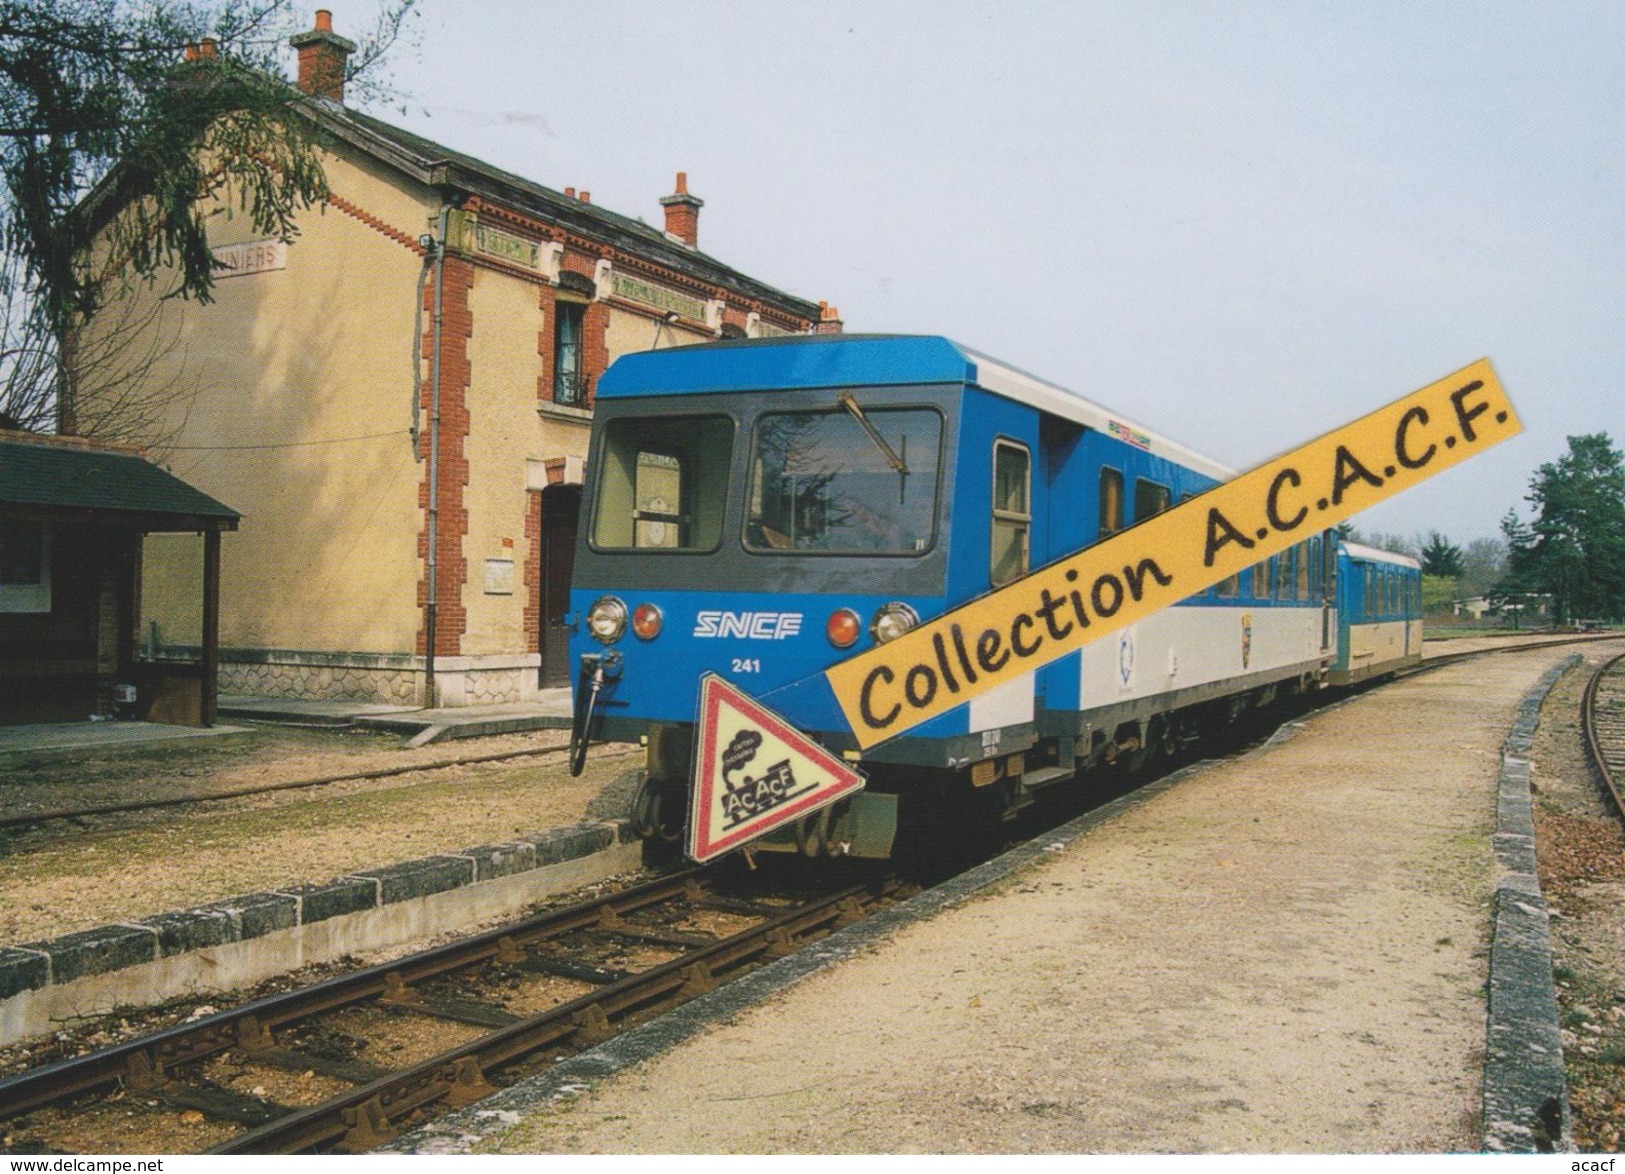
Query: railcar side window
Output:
[[1252, 560, 1270, 601], [1133, 478, 1171, 523], [591, 415, 733, 551], [1098, 468, 1124, 538], [991, 440, 1031, 586], [745, 407, 941, 554], [1276, 547, 1296, 601]]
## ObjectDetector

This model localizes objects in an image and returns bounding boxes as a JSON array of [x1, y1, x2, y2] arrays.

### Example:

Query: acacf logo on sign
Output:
[[823, 360, 1521, 751], [689, 675, 864, 863]]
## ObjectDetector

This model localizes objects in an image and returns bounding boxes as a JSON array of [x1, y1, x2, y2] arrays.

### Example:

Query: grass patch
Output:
[[0, 752, 632, 927]]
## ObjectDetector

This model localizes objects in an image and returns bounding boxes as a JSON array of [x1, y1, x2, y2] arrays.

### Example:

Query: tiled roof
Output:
[[308, 101, 821, 318]]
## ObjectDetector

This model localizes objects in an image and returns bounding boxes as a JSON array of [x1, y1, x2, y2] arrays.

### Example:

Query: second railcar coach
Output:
[[1330, 541, 1424, 685]]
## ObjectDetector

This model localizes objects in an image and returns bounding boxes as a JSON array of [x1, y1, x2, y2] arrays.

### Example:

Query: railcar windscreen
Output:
[[591, 415, 734, 552], [745, 407, 941, 554]]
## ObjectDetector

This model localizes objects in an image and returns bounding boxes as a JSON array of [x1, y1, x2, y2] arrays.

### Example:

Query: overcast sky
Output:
[[317, 1, 1622, 545]]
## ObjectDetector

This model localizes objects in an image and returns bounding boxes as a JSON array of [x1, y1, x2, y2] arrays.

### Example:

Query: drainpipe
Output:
[[423, 201, 451, 706]]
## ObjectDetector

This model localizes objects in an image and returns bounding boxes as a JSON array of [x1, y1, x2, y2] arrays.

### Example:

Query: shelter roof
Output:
[[0, 432, 239, 531]]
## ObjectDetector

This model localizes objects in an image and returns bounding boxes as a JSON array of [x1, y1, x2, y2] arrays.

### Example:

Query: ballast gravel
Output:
[[481, 646, 1594, 1154]]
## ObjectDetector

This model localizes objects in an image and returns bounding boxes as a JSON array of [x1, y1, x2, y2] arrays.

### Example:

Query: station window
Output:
[[553, 301, 587, 406], [1098, 468, 1124, 538], [591, 415, 733, 551], [1133, 478, 1171, 523], [0, 519, 50, 613], [991, 440, 1031, 587]]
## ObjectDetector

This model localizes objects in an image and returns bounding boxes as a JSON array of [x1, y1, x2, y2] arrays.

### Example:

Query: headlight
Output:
[[587, 595, 628, 644], [870, 601, 920, 644], [632, 602, 663, 640], [827, 607, 862, 649]]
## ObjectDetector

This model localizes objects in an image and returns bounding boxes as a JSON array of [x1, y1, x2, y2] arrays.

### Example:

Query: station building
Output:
[[81, 12, 835, 706]]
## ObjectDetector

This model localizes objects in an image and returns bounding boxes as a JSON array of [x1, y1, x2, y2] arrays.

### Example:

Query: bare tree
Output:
[[0, 0, 416, 443], [0, 249, 195, 448]]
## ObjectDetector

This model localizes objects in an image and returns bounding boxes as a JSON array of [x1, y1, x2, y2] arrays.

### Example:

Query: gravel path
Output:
[[484, 647, 1586, 1154]]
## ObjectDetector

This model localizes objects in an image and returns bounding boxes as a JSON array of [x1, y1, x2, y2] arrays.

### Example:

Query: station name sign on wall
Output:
[[823, 359, 1522, 750], [211, 239, 286, 278], [609, 272, 709, 323]]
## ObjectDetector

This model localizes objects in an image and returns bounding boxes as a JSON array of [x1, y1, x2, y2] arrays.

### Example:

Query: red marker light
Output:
[[827, 608, 862, 649], [632, 603, 663, 640]]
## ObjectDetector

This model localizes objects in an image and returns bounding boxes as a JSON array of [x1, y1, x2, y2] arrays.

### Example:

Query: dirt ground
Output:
[[483, 645, 1600, 1154], [0, 725, 640, 944], [1526, 645, 1625, 1151]]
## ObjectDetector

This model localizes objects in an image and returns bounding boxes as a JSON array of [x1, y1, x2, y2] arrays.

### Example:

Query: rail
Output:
[[1580, 649, 1625, 824], [0, 868, 902, 1154]]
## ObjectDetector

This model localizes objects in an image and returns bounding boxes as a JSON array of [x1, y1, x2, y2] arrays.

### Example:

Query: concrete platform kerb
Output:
[[1481, 653, 1579, 1154], [0, 822, 639, 1047]]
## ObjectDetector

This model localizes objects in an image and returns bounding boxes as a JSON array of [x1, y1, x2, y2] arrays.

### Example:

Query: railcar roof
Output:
[[596, 334, 1234, 480], [1341, 541, 1423, 570]]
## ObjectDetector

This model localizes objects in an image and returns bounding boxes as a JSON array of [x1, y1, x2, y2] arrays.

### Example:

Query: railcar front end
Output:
[[567, 338, 977, 857]]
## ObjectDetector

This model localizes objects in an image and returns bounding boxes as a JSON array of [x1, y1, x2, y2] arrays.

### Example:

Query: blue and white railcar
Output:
[[1330, 541, 1423, 685], [568, 335, 1341, 857]]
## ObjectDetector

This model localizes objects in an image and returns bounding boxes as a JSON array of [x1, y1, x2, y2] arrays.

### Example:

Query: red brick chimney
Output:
[[290, 9, 355, 103], [814, 300, 844, 334], [659, 171, 704, 248]]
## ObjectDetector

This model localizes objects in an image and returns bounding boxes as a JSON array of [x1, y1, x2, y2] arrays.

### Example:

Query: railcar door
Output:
[[1320, 530, 1336, 655]]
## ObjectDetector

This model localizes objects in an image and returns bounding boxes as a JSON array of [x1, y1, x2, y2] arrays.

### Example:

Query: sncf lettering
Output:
[[693, 611, 804, 640]]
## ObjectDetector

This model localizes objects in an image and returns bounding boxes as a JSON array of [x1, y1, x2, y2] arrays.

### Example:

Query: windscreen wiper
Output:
[[839, 392, 910, 503]]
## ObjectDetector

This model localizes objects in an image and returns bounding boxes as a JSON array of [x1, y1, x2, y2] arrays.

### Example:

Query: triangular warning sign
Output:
[[689, 674, 865, 863]]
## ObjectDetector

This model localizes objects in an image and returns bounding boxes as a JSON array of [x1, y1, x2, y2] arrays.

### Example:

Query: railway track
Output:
[[1580, 649, 1625, 823], [0, 868, 907, 1154], [2, 632, 1612, 842], [0, 743, 638, 837], [1, 632, 1616, 1153]]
